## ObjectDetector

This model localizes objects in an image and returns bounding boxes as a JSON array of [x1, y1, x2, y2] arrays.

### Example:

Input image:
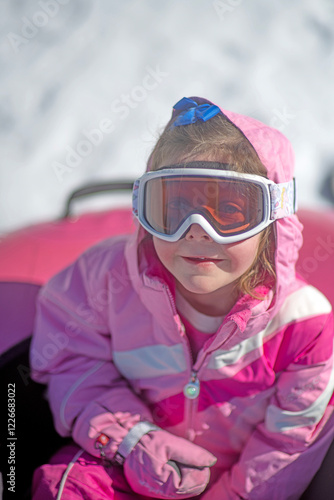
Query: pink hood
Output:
[[219, 100, 304, 312], [131, 97, 304, 316]]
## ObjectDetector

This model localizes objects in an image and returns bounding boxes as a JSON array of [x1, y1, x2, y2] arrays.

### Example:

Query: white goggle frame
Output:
[[132, 168, 297, 244]]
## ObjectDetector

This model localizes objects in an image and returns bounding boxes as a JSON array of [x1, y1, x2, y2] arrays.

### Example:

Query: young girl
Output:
[[30, 97, 334, 499]]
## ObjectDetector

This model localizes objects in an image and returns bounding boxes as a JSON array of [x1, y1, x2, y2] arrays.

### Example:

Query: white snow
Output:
[[1, 0, 333, 233]]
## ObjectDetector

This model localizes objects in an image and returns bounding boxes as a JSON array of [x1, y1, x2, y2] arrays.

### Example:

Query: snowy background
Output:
[[1, 0, 334, 234]]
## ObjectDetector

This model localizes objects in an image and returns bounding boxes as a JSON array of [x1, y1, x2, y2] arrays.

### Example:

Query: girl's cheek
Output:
[[225, 235, 261, 263], [153, 237, 175, 265]]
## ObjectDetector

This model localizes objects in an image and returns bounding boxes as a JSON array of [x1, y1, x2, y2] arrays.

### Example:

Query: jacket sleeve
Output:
[[201, 310, 334, 500], [30, 246, 153, 458]]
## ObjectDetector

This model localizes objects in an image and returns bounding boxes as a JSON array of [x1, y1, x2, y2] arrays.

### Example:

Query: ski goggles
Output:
[[132, 164, 297, 244]]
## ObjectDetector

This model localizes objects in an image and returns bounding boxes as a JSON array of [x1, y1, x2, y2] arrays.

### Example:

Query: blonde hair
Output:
[[148, 109, 276, 298]]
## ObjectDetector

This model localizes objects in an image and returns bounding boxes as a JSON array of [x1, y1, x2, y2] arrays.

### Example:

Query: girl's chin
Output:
[[176, 277, 239, 316], [176, 277, 235, 296]]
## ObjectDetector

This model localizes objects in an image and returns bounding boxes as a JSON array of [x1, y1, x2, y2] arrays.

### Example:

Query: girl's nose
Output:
[[185, 224, 213, 242]]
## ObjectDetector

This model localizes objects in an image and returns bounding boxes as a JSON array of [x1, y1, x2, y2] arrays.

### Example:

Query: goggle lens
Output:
[[144, 176, 264, 237]]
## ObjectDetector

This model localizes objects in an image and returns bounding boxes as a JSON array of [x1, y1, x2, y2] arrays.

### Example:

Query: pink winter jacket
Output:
[[30, 105, 334, 499]]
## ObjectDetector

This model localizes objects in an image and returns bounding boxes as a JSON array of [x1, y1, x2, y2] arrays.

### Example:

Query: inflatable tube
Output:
[[0, 193, 333, 500]]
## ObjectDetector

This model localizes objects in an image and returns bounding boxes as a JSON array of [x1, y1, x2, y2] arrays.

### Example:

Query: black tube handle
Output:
[[62, 181, 134, 218]]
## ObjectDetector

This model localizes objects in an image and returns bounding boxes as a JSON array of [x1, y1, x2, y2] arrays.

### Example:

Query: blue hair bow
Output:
[[171, 97, 221, 127]]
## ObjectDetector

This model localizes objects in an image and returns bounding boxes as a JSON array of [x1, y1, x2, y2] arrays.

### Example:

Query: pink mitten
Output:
[[121, 424, 216, 498]]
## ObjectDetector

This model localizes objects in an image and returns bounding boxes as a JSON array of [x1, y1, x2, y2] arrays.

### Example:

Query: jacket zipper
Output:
[[182, 320, 241, 439], [183, 370, 200, 399], [183, 370, 200, 440], [163, 284, 202, 440]]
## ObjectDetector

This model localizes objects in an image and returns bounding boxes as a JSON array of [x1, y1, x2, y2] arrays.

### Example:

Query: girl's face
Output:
[[153, 224, 262, 315]]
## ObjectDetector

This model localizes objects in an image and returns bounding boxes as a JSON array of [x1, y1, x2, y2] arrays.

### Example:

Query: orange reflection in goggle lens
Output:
[[145, 176, 263, 236]]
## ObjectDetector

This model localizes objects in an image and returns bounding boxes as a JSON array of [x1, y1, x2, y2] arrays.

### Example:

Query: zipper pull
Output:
[[183, 371, 200, 399]]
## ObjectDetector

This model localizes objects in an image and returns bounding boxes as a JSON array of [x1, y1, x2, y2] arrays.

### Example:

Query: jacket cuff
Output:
[[88, 411, 145, 460], [113, 421, 160, 465]]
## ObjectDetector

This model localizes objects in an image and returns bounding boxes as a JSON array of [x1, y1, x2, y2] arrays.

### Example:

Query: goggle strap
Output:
[[270, 178, 297, 220]]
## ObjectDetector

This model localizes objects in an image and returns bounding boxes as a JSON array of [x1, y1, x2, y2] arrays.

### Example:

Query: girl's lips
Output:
[[182, 256, 223, 265]]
